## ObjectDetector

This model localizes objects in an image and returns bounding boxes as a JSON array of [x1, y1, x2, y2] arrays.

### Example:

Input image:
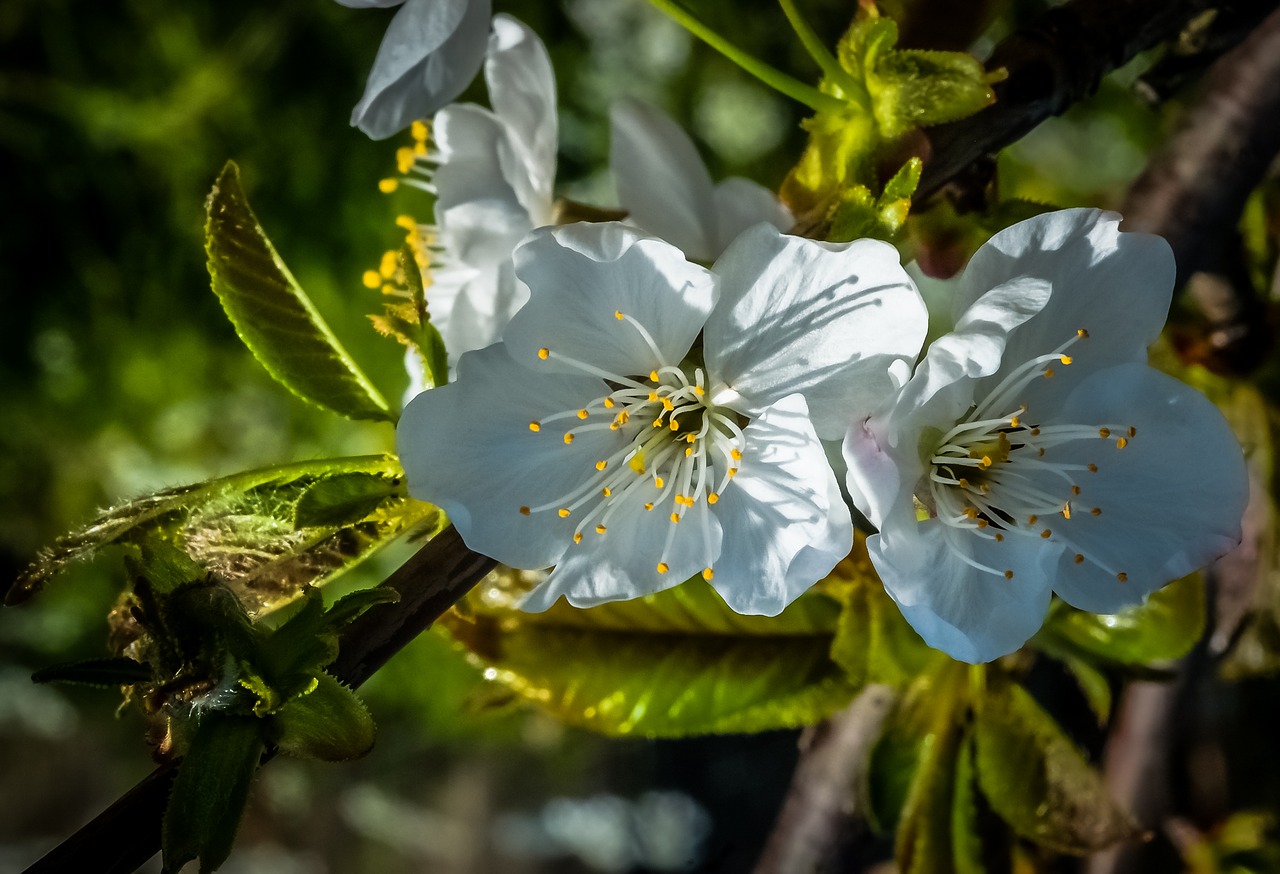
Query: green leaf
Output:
[[1059, 652, 1113, 724], [974, 677, 1140, 854], [270, 673, 376, 762], [1039, 573, 1205, 665], [293, 472, 404, 529], [206, 161, 392, 422], [399, 244, 449, 390], [163, 713, 265, 874], [9, 454, 437, 614], [440, 575, 856, 737], [32, 657, 153, 687]]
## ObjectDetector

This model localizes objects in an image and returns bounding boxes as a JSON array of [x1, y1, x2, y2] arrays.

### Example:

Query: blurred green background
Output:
[[0, 0, 1165, 870]]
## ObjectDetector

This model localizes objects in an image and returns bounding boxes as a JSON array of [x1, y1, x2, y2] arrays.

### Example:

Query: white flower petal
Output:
[[351, 0, 491, 140], [710, 394, 853, 615], [868, 518, 1057, 663], [397, 343, 617, 569], [1034, 364, 1247, 613], [610, 98, 717, 262], [705, 225, 926, 439], [960, 209, 1175, 406], [710, 177, 793, 255], [843, 414, 911, 530], [506, 223, 718, 376], [486, 15, 557, 220], [523, 491, 723, 612], [430, 261, 530, 362]]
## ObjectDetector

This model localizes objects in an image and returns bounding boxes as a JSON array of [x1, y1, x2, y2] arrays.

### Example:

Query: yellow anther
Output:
[[1037, 448, 1046, 457], [707, 493, 719, 504], [1074, 554, 1085, 564], [615, 310, 624, 320], [380, 250, 398, 277], [728, 468, 738, 477], [662, 398, 674, 411], [529, 421, 541, 432], [1004, 570, 1014, 580], [558, 508, 571, 518], [604, 398, 615, 409], [963, 507, 978, 520], [1127, 426, 1137, 438], [702, 568, 714, 581], [685, 433, 697, 443], [362, 270, 382, 289], [657, 562, 670, 574], [617, 411, 630, 425], [1087, 463, 1098, 472], [538, 347, 550, 360], [519, 506, 530, 516], [595, 525, 607, 534], [563, 433, 575, 445], [1028, 515, 1038, 525], [410, 119, 429, 142], [670, 513, 680, 523], [1040, 529, 1052, 539], [958, 478, 970, 489], [1078, 328, 1090, 338], [1010, 416, 1021, 428], [1030, 428, 1041, 436], [1098, 427, 1111, 438], [1062, 504, 1072, 519], [377, 178, 399, 193], [644, 502, 654, 511], [573, 532, 583, 543], [654, 477, 665, 488], [685, 447, 693, 457], [1117, 572, 1128, 583], [980, 455, 994, 468], [694, 386, 705, 396], [977, 519, 989, 529], [596, 460, 607, 471], [577, 409, 589, 420], [1090, 507, 1102, 516], [670, 420, 681, 432], [395, 146, 415, 173], [1043, 368, 1055, 378], [648, 391, 659, 402], [602, 487, 612, 496], [994, 533, 1005, 542], [731, 449, 743, 461], [650, 370, 660, 382], [395, 215, 417, 231], [1116, 437, 1129, 449], [1071, 485, 1081, 496], [609, 423, 620, 431], [1060, 355, 1073, 365]]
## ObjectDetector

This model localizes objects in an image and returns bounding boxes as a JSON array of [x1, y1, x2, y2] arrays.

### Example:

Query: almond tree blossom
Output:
[[843, 209, 1249, 663], [398, 221, 926, 613], [340, 0, 492, 140]]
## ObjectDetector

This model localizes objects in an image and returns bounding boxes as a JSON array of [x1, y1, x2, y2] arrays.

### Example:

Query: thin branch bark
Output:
[[752, 684, 897, 874], [23, 525, 496, 874], [916, 0, 1280, 201]]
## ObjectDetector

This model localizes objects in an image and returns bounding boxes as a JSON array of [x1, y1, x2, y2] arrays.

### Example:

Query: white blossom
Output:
[[843, 209, 1248, 663], [398, 222, 927, 613]]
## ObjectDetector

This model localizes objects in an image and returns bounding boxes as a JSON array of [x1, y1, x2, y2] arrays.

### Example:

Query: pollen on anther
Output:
[[1027, 514, 1038, 525], [1117, 572, 1128, 583], [644, 502, 654, 511], [1088, 463, 1098, 472], [1116, 437, 1129, 449], [1098, 427, 1111, 438], [702, 568, 714, 581], [1071, 485, 1081, 496], [669, 513, 680, 523], [1127, 426, 1137, 437], [614, 310, 624, 320], [537, 347, 549, 360], [657, 562, 670, 574], [529, 421, 541, 432], [563, 434, 575, 445], [1010, 416, 1021, 428], [728, 468, 739, 478], [1090, 507, 1102, 516], [1060, 355, 1074, 365], [1037, 448, 1046, 457], [1062, 504, 1072, 519], [994, 533, 1005, 542], [1074, 554, 1085, 564], [654, 477, 665, 488], [577, 409, 589, 420], [604, 398, 616, 409], [731, 449, 743, 461], [707, 493, 719, 504], [1078, 328, 1090, 339], [595, 525, 607, 535], [602, 487, 612, 496], [981, 455, 994, 468], [596, 460, 608, 471], [650, 370, 660, 382], [573, 533, 583, 543], [694, 386, 705, 396], [1004, 570, 1014, 580], [557, 508, 571, 518], [1040, 529, 1052, 539], [519, 506, 530, 516], [685, 447, 693, 457]]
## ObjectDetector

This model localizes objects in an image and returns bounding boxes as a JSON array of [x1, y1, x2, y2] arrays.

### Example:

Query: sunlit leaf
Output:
[[162, 713, 264, 874], [293, 472, 405, 529], [1040, 573, 1205, 665], [206, 161, 392, 422], [270, 673, 376, 762], [974, 677, 1140, 854], [440, 574, 855, 737]]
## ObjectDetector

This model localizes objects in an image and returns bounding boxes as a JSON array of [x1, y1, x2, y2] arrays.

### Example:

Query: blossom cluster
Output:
[[342, 5, 1249, 662]]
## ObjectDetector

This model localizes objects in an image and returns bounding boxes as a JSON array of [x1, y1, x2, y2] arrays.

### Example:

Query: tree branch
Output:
[[752, 684, 897, 874], [22, 525, 496, 874]]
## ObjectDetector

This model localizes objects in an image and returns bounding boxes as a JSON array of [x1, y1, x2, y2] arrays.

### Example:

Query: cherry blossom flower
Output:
[[398, 221, 926, 613], [843, 209, 1248, 663], [341, 0, 492, 140]]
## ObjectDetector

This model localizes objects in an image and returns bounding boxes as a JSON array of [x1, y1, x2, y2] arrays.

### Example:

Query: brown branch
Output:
[[916, 0, 1280, 201], [752, 684, 897, 874], [22, 525, 496, 874]]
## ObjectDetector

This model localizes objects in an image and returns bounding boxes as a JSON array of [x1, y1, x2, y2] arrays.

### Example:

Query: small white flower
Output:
[[610, 97, 793, 263], [843, 208, 1249, 663], [341, 0, 492, 140], [398, 222, 926, 613]]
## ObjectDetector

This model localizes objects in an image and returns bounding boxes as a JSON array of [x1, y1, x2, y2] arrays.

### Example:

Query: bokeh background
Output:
[[0, 0, 1165, 870]]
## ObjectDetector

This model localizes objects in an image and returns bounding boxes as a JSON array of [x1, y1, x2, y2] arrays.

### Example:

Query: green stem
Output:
[[646, 0, 846, 114], [776, 0, 864, 100]]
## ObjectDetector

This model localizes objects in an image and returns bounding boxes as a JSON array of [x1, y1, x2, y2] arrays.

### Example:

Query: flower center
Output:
[[925, 328, 1136, 583], [519, 311, 747, 581]]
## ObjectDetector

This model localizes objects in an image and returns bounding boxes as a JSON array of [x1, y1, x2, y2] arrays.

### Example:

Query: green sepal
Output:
[[31, 657, 153, 688], [1037, 573, 1205, 666], [399, 244, 449, 391], [828, 158, 923, 243], [269, 672, 376, 762], [206, 161, 392, 422], [973, 676, 1140, 854], [441, 574, 855, 737], [162, 712, 266, 874]]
